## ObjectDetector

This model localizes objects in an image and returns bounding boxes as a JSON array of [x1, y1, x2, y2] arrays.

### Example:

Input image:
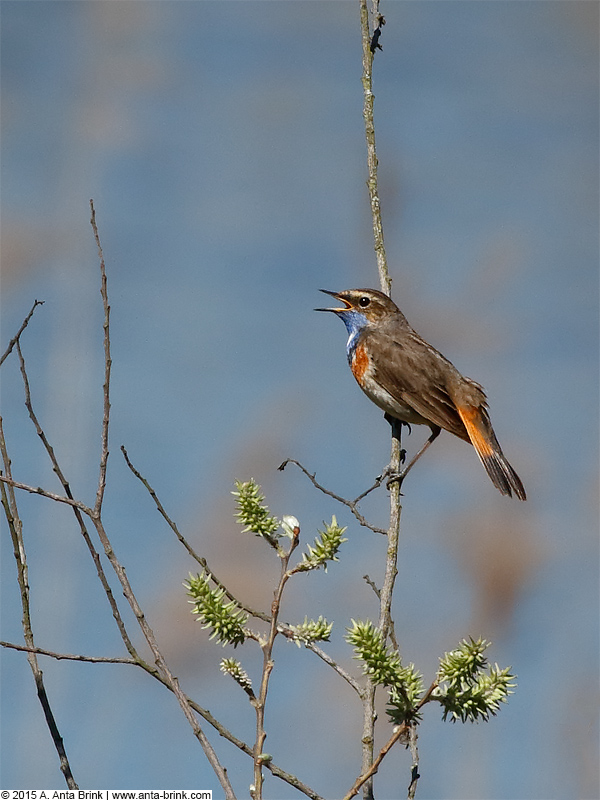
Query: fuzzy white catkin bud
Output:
[[281, 515, 300, 538]]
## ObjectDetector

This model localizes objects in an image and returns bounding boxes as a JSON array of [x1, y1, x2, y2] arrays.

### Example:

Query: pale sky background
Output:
[[1, 2, 598, 798]]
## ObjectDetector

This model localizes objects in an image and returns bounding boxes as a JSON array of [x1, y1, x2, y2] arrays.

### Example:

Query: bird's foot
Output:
[[376, 464, 406, 491], [385, 470, 405, 491], [375, 464, 392, 483]]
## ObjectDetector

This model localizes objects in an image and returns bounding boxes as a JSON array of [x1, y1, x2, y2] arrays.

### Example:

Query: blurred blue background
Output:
[[1, 2, 598, 798]]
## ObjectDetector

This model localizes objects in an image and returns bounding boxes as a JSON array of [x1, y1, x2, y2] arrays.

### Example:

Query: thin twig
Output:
[[0, 299, 44, 367], [352, 474, 390, 506], [0, 474, 92, 513], [363, 574, 399, 652], [363, 574, 380, 599], [252, 532, 301, 799], [278, 459, 387, 535], [90, 200, 111, 516], [121, 445, 271, 623], [344, 723, 405, 800], [302, 639, 364, 695], [1, 641, 137, 665], [0, 420, 78, 789]]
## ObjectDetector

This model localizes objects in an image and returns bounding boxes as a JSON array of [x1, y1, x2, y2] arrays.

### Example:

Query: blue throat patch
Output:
[[337, 309, 368, 362]]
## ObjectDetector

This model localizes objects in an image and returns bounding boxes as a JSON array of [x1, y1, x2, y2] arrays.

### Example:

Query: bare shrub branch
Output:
[[0, 419, 78, 789]]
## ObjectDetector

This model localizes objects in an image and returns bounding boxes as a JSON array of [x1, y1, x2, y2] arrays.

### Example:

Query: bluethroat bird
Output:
[[316, 288, 526, 500]]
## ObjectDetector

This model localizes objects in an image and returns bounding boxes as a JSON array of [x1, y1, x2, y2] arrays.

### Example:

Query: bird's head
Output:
[[315, 288, 399, 325]]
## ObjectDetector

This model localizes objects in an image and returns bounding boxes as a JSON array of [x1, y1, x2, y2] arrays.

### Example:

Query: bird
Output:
[[316, 288, 526, 500]]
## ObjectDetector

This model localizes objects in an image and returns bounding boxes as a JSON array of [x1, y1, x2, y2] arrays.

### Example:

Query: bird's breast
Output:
[[349, 339, 430, 426], [349, 341, 370, 386]]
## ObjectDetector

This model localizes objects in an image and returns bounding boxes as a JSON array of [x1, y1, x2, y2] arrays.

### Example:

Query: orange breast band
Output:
[[351, 342, 370, 385]]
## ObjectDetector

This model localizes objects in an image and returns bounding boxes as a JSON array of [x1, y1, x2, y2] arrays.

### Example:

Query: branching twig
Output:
[[1, 433, 237, 795], [89, 203, 234, 798], [280, 6, 411, 768], [124, 446, 367, 712], [123, 445, 366, 784], [360, 0, 401, 642], [1, 207, 237, 799], [0, 474, 92, 513], [0, 299, 44, 367], [342, 682, 438, 800], [123, 444, 365, 709], [17, 341, 140, 659], [1, 639, 323, 800], [279, 459, 387, 535]]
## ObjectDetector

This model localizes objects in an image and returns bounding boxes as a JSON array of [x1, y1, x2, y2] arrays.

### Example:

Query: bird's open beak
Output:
[[315, 290, 353, 313]]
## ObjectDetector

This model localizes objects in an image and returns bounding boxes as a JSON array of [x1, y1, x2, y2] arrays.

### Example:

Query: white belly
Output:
[[359, 373, 429, 426]]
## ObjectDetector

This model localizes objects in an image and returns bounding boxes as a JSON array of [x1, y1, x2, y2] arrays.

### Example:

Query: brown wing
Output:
[[362, 324, 527, 499], [364, 327, 475, 442]]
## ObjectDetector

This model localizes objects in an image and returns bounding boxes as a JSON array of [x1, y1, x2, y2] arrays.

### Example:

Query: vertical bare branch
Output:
[[377, 417, 402, 642], [90, 200, 111, 515], [359, 1, 404, 796], [361, 0, 390, 298], [407, 723, 420, 799], [361, 0, 404, 639], [360, 0, 402, 637], [0, 419, 78, 789], [359, 3, 379, 792]]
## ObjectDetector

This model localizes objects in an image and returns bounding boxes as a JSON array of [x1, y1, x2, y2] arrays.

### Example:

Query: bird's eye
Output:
[[359, 296, 370, 308]]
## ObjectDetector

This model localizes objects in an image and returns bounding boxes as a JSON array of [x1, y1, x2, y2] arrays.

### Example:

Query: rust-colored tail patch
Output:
[[457, 405, 526, 500]]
